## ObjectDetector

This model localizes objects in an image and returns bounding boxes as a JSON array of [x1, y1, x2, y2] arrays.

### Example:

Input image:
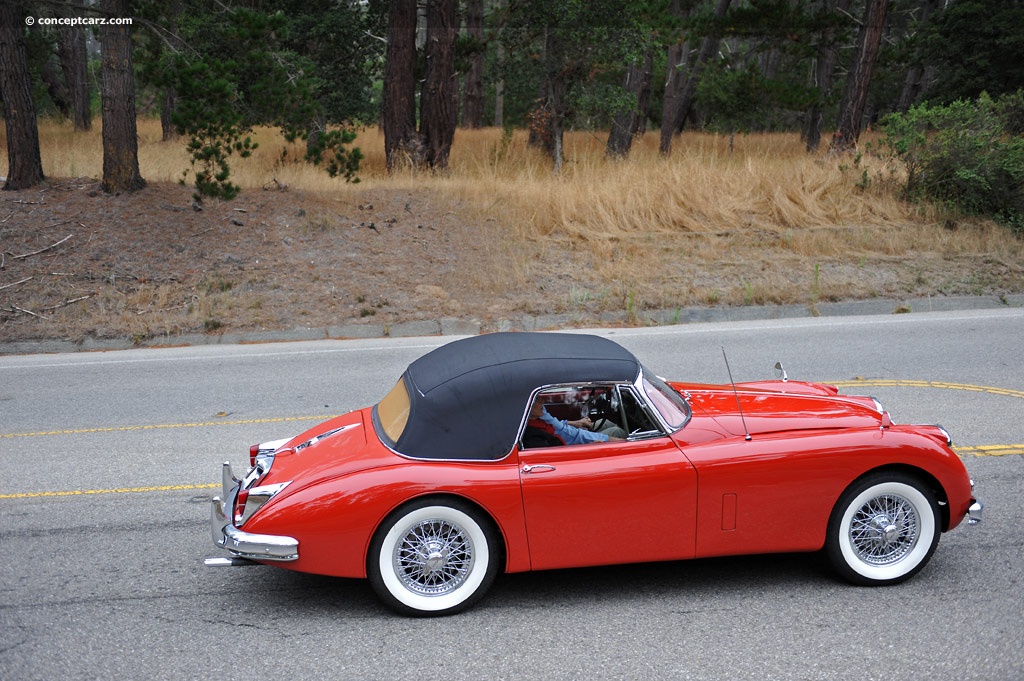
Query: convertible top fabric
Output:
[[387, 332, 642, 460]]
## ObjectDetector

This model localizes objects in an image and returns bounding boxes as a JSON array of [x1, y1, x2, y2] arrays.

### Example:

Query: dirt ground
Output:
[[0, 179, 565, 347], [1, 178, 1022, 350]]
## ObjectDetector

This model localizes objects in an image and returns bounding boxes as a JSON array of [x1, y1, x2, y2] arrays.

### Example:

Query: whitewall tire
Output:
[[368, 499, 501, 616], [826, 472, 940, 585]]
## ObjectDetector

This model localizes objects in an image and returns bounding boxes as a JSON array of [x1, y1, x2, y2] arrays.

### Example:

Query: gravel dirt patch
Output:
[[2, 179, 1022, 351]]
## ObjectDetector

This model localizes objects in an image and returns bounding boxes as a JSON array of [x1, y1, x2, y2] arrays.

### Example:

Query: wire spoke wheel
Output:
[[368, 499, 501, 616], [827, 473, 940, 586], [394, 518, 474, 596], [848, 493, 919, 565]]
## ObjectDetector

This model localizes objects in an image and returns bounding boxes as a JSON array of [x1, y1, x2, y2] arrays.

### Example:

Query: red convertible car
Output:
[[207, 332, 982, 616]]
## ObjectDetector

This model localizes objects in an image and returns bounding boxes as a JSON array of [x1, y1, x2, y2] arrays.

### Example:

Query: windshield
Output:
[[641, 368, 691, 429]]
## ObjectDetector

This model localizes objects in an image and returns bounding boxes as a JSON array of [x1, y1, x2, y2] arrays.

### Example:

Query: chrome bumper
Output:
[[967, 499, 983, 525], [209, 496, 299, 562], [206, 461, 299, 564]]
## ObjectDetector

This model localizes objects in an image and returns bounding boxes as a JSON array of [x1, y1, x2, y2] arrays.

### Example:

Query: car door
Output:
[[517, 388, 698, 571]]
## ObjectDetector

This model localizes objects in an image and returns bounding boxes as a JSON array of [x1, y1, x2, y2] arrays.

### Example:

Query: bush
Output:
[[879, 92, 1024, 234]]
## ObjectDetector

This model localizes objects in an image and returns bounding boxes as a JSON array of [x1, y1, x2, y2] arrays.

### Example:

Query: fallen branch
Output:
[[11, 305, 48, 320], [40, 293, 94, 311], [10, 234, 74, 260], [0, 276, 33, 291]]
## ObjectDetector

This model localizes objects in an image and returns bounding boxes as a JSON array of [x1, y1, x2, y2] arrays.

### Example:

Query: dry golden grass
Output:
[[5, 117, 1023, 335], [14, 117, 1001, 242]]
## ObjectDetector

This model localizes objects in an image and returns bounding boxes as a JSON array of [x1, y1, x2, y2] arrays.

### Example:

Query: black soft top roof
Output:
[[381, 332, 642, 460]]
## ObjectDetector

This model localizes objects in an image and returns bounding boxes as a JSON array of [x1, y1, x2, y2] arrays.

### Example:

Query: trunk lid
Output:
[[259, 408, 396, 490]]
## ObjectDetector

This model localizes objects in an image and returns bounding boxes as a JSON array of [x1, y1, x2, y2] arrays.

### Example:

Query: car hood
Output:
[[261, 409, 397, 489], [681, 381, 885, 438]]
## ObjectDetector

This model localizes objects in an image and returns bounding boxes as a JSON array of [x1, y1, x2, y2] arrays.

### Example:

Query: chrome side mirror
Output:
[[773, 361, 788, 382]]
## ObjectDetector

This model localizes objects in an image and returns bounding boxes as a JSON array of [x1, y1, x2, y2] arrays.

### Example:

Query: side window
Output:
[[618, 386, 663, 439], [521, 385, 629, 449]]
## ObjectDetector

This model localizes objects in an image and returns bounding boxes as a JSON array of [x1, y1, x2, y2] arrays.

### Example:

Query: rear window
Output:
[[376, 378, 410, 444]]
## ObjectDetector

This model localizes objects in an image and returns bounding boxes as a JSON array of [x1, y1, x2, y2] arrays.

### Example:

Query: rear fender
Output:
[[242, 461, 527, 578]]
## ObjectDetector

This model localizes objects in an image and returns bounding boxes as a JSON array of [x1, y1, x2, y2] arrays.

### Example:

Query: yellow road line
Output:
[[4, 381, 1021, 441], [955, 444, 1024, 457], [831, 379, 1024, 400], [1, 414, 334, 439], [2, 444, 1015, 497], [2, 380, 1021, 501], [0, 483, 219, 500]]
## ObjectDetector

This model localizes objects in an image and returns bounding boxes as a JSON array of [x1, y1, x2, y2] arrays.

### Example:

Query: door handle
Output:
[[521, 464, 556, 474]]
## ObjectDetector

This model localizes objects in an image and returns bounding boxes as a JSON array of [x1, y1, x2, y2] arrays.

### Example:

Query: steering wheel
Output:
[[585, 389, 618, 432]]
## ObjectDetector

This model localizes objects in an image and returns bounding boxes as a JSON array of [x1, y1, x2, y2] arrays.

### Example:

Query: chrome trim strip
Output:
[[294, 425, 353, 451], [258, 437, 291, 452]]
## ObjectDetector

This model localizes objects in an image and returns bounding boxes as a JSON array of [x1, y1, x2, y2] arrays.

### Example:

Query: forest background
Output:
[[1, 0, 1023, 346]]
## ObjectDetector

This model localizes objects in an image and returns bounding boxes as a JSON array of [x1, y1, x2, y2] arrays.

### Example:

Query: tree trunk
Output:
[[0, 1, 45, 191], [100, 0, 145, 193], [803, 0, 852, 152], [493, 0, 507, 128], [161, 86, 178, 141], [421, 0, 458, 169], [41, 59, 72, 120], [606, 47, 654, 159], [831, 0, 891, 152], [660, 0, 732, 156], [383, 0, 421, 170], [531, 28, 568, 171], [659, 41, 687, 155], [896, 0, 941, 113], [160, 0, 183, 141], [462, 0, 485, 129], [58, 24, 91, 131]]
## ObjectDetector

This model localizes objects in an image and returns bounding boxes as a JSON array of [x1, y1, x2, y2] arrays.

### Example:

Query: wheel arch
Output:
[[366, 492, 509, 573], [836, 463, 951, 531]]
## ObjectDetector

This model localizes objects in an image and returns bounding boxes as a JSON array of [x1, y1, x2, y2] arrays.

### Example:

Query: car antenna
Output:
[[722, 346, 752, 442]]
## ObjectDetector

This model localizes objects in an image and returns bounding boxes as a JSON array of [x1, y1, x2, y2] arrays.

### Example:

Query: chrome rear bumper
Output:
[[209, 495, 299, 562], [207, 461, 299, 564], [967, 499, 983, 525]]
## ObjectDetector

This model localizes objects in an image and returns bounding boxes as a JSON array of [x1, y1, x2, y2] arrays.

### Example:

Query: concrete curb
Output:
[[2, 293, 1021, 356]]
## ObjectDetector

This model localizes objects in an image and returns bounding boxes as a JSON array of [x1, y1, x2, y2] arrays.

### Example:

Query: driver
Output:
[[524, 397, 626, 447]]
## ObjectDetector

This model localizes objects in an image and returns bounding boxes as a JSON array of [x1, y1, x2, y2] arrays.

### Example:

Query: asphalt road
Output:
[[2, 308, 1022, 680]]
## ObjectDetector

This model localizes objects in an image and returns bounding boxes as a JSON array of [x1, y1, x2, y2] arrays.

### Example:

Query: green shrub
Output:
[[879, 92, 1024, 234]]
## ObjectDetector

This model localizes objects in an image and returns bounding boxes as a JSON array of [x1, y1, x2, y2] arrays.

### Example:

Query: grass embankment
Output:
[[7, 119, 1024, 322]]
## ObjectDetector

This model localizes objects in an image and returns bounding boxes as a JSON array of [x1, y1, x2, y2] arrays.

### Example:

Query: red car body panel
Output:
[[246, 409, 531, 578], [681, 426, 972, 559], [238, 380, 973, 581], [517, 436, 698, 570], [207, 333, 982, 615]]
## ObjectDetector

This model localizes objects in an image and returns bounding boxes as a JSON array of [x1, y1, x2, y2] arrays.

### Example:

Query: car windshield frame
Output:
[[640, 367, 692, 431]]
